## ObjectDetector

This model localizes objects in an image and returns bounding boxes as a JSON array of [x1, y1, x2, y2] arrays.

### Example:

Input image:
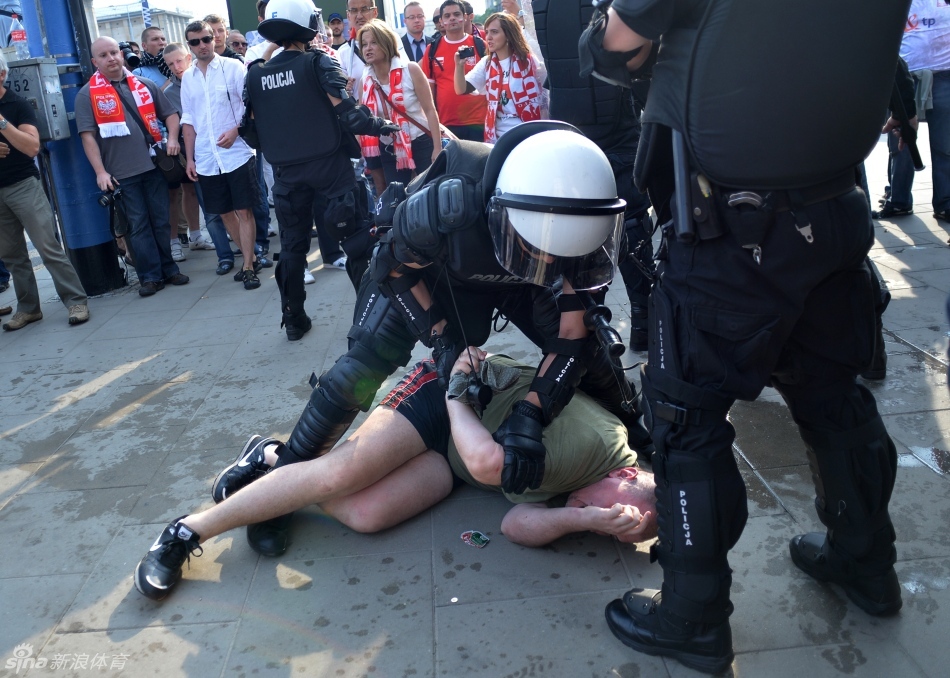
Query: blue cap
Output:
[[327, 12, 344, 22]]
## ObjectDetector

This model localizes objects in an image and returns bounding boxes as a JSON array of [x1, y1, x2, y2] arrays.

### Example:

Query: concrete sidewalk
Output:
[[0, 134, 948, 678]]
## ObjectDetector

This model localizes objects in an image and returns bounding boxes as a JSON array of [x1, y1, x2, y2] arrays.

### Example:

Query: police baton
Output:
[[671, 129, 696, 244], [891, 82, 925, 171]]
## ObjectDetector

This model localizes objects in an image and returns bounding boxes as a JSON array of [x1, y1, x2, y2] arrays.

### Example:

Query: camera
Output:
[[98, 186, 123, 208], [118, 41, 140, 70], [457, 46, 475, 59]]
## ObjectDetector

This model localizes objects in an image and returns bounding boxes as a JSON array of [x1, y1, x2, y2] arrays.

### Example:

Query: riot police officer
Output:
[[243, 0, 396, 340], [532, 0, 655, 351], [580, 0, 909, 673], [223, 121, 654, 556]]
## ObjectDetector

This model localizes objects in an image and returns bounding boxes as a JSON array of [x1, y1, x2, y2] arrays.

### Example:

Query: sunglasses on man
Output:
[[230, 40, 247, 48], [187, 36, 214, 46]]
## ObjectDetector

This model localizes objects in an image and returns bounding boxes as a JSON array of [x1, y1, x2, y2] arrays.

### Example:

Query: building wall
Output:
[[95, 9, 191, 45]]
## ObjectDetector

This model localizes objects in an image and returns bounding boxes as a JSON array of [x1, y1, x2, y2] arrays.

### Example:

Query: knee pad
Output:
[[350, 277, 417, 369]]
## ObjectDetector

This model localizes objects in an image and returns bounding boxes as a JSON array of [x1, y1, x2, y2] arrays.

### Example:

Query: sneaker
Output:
[[189, 233, 216, 250], [67, 304, 90, 326], [178, 232, 189, 246], [871, 204, 913, 219], [605, 589, 735, 675], [2, 310, 42, 331], [133, 517, 203, 601], [303, 267, 315, 285], [267, 225, 278, 237], [165, 273, 190, 286], [138, 281, 165, 297], [257, 254, 273, 269], [215, 260, 234, 275], [789, 532, 902, 616], [934, 210, 950, 223], [211, 435, 277, 503], [171, 240, 186, 262], [247, 513, 295, 557], [330, 256, 347, 271], [243, 269, 261, 290]]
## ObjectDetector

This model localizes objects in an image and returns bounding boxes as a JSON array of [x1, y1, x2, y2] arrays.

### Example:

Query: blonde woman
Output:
[[356, 19, 441, 187], [453, 12, 542, 143]]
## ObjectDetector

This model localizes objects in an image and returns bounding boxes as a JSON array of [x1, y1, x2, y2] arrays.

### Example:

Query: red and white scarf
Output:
[[89, 69, 162, 142], [483, 54, 541, 144], [359, 57, 415, 171]]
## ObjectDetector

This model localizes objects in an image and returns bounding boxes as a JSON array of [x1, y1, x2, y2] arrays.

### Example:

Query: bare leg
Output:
[[320, 451, 454, 533], [180, 407, 428, 541], [220, 210, 256, 269]]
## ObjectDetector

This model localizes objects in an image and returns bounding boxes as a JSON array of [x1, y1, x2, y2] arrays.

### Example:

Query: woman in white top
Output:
[[356, 19, 441, 187], [453, 12, 543, 144]]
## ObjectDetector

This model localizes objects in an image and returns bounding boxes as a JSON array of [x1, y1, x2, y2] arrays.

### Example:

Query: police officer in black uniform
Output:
[[243, 0, 397, 340], [225, 121, 655, 556], [532, 0, 654, 351], [579, 0, 909, 673]]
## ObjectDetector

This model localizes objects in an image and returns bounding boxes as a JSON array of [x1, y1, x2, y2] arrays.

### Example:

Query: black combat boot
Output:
[[789, 531, 901, 616], [282, 309, 312, 341], [606, 589, 734, 675]]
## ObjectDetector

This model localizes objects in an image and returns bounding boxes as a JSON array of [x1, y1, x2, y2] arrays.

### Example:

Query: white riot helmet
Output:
[[259, 0, 327, 44], [487, 130, 625, 290]]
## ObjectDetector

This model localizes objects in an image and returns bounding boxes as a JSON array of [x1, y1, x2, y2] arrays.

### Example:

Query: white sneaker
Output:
[[171, 241, 186, 262], [303, 267, 315, 285], [267, 226, 278, 237], [330, 256, 347, 271], [189, 232, 216, 250]]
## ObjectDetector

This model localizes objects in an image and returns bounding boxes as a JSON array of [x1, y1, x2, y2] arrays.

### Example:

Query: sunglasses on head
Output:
[[187, 36, 214, 46]]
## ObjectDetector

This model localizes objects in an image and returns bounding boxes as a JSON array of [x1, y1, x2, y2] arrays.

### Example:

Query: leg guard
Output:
[[862, 259, 890, 380], [277, 277, 416, 467], [641, 364, 747, 627]]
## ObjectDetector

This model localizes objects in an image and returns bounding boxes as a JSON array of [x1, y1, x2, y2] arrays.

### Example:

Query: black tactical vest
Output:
[[246, 51, 341, 166], [533, 0, 640, 152], [635, 0, 910, 189]]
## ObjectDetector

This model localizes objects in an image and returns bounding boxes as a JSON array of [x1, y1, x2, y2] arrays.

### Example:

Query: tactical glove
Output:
[[431, 333, 461, 390], [494, 400, 546, 494]]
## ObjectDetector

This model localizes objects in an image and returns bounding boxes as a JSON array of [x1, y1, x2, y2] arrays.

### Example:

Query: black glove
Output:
[[431, 333, 460, 390], [378, 120, 401, 136], [494, 400, 546, 494]]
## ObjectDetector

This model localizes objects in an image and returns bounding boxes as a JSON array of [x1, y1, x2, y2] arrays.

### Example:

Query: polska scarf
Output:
[[139, 49, 173, 80], [359, 57, 415, 171], [483, 53, 541, 144], [89, 69, 163, 142]]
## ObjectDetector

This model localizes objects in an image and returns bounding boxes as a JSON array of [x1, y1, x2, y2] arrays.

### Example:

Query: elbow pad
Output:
[[334, 97, 395, 136], [315, 52, 350, 99], [530, 337, 591, 425]]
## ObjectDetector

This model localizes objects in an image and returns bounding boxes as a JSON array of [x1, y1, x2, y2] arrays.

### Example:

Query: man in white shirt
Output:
[[181, 20, 263, 290]]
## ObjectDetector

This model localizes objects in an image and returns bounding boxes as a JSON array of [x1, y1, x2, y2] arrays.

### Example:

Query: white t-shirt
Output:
[[465, 55, 521, 139], [901, 0, 950, 72]]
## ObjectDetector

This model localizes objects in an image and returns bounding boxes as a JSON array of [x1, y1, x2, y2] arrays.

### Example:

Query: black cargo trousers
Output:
[[640, 182, 898, 624]]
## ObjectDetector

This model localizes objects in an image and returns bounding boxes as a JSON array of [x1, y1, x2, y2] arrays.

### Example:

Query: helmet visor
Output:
[[487, 200, 623, 290]]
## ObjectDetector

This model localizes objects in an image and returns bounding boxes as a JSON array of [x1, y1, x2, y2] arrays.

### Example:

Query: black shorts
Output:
[[379, 360, 464, 488], [199, 157, 260, 213]]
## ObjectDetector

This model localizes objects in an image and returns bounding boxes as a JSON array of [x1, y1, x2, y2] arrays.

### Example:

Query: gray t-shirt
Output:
[[75, 76, 177, 180]]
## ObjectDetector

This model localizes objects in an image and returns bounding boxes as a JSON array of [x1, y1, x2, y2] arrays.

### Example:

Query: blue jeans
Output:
[[119, 168, 179, 284], [0, 258, 9, 284], [254, 154, 271, 253], [888, 69, 950, 212], [194, 182, 234, 264], [928, 70, 950, 212]]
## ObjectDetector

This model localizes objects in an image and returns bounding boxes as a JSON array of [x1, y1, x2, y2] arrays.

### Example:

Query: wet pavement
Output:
[[0, 132, 948, 678]]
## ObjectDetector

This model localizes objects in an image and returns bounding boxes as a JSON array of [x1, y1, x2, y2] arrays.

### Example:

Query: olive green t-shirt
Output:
[[447, 356, 638, 503]]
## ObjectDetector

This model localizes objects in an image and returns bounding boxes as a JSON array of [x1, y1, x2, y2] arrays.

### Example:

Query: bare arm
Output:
[[79, 130, 116, 191], [501, 502, 652, 547], [604, 7, 653, 72], [163, 113, 180, 155], [453, 49, 476, 95], [0, 119, 40, 158], [407, 61, 442, 162], [445, 348, 504, 485]]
